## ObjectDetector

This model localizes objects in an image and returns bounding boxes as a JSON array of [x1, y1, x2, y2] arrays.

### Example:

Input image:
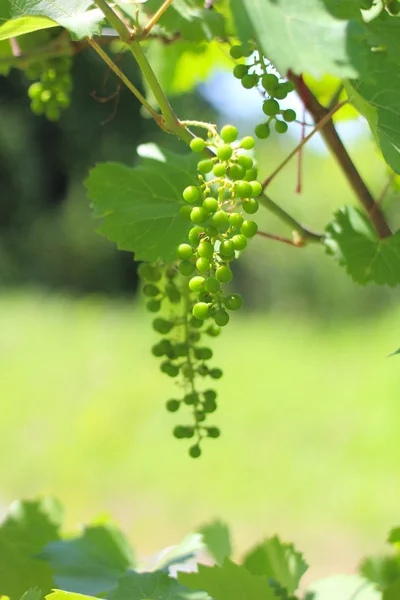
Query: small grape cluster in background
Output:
[[26, 56, 73, 122], [230, 43, 297, 139]]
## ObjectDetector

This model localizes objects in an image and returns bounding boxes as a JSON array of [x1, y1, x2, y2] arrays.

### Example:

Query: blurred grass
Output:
[[1, 291, 400, 580]]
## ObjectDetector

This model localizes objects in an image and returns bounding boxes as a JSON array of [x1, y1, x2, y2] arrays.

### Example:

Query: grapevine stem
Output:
[[287, 71, 392, 239], [142, 0, 175, 37], [259, 193, 324, 243], [256, 231, 305, 247], [262, 99, 348, 190], [87, 38, 162, 124]]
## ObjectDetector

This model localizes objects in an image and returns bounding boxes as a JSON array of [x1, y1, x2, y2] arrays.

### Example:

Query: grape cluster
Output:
[[139, 262, 222, 458], [25, 56, 72, 122], [230, 43, 296, 140]]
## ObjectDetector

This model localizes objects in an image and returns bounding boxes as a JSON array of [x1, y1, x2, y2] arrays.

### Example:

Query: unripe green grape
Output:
[[205, 224, 219, 237], [174, 343, 189, 357], [240, 136, 255, 150], [202, 197, 219, 213], [261, 73, 279, 93], [211, 210, 229, 230], [210, 368, 223, 379], [196, 257, 210, 273], [229, 212, 244, 228], [146, 299, 161, 312], [190, 316, 203, 329], [241, 219, 258, 238], [183, 427, 195, 438], [275, 120, 288, 134], [206, 325, 221, 337], [198, 290, 213, 303], [165, 282, 181, 304], [214, 310, 230, 326], [240, 43, 254, 57], [233, 64, 248, 79], [237, 155, 253, 170], [229, 163, 246, 180], [219, 240, 235, 258], [177, 243, 193, 260], [235, 180, 253, 198], [153, 318, 175, 334], [40, 89, 52, 103], [250, 181, 262, 196], [183, 185, 200, 204], [230, 45, 243, 59], [224, 293, 243, 310], [195, 347, 213, 360], [263, 98, 280, 116], [143, 284, 160, 297], [198, 241, 214, 259], [152, 340, 172, 357], [166, 266, 177, 279], [242, 198, 259, 214], [180, 205, 192, 220], [46, 106, 61, 122], [161, 361, 180, 377], [55, 92, 70, 108], [273, 85, 288, 100], [190, 206, 208, 224], [189, 444, 201, 458], [217, 144, 233, 161], [205, 277, 220, 293], [231, 234, 248, 250], [207, 426, 221, 438], [197, 364, 209, 376], [188, 226, 204, 245], [215, 266, 233, 283], [166, 399, 180, 412], [243, 168, 258, 181], [193, 302, 210, 320], [241, 74, 259, 89], [190, 137, 206, 152], [173, 425, 187, 439], [255, 123, 270, 139], [184, 392, 199, 405], [189, 276, 205, 292], [203, 397, 217, 413], [221, 124, 238, 143], [28, 82, 43, 99], [179, 260, 195, 276], [204, 389, 217, 402], [283, 109, 296, 122], [198, 159, 214, 174], [195, 411, 206, 422], [30, 99, 45, 116], [138, 263, 162, 281], [283, 80, 295, 93], [213, 163, 227, 177]]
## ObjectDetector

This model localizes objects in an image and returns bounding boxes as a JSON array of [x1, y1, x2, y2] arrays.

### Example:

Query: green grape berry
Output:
[[165, 282, 181, 304], [229, 213, 244, 228], [196, 257, 210, 273], [161, 361, 180, 377], [173, 426, 187, 439], [189, 444, 201, 458], [263, 98, 280, 116], [229, 163, 246, 180], [283, 109, 296, 122], [190, 207, 208, 224], [138, 263, 162, 282], [242, 198, 259, 214], [255, 123, 271, 139], [198, 159, 214, 174], [195, 347, 213, 360], [240, 136, 255, 150], [205, 277, 220, 293], [166, 399, 180, 412], [203, 197, 219, 213], [243, 167, 258, 181], [146, 299, 161, 312], [241, 220, 258, 238], [203, 397, 217, 413], [233, 64, 249, 79], [189, 276, 205, 292], [221, 124, 238, 143], [204, 389, 217, 402], [190, 137, 206, 152], [193, 302, 210, 320], [195, 411, 206, 422], [230, 45, 243, 59], [207, 426, 221, 438], [153, 318, 175, 334], [217, 144, 233, 161], [237, 155, 253, 170], [206, 325, 221, 337], [143, 284, 160, 297], [180, 205, 192, 220], [28, 82, 43, 99], [261, 73, 279, 93], [210, 368, 223, 379], [283, 81, 295, 93], [188, 226, 204, 245], [250, 181, 262, 196], [214, 310, 230, 326], [177, 243, 193, 260], [213, 163, 227, 177], [275, 120, 289, 134], [235, 180, 253, 198], [241, 74, 259, 89], [231, 234, 248, 250], [183, 185, 200, 204], [219, 240, 235, 258], [184, 392, 198, 405], [273, 85, 288, 100], [224, 293, 243, 310], [215, 266, 233, 283], [179, 260, 196, 276], [211, 210, 230, 230], [198, 241, 214, 259]]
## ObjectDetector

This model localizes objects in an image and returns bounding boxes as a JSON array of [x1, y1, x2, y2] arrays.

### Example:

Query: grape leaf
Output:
[[39, 523, 135, 596], [325, 206, 400, 286], [346, 51, 400, 174], [243, 536, 308, 594], [142, 0, 225, 42], [388, 528, 400, 544], [85, 146, 198, 263], [360, 556, 400, 590], [47, 592, 102, 600], [365, 17, 400, 66], [150, 533, 205, 571], [178, 559, 276, 600], [0, 498, 62, 598], [199, 521, 231, 566], [384, 579, 400, 600], [0, 0, 104, 40], [21, 588, 43, 600], [109, 570, 211, 600], [230, 0, 366, 78]]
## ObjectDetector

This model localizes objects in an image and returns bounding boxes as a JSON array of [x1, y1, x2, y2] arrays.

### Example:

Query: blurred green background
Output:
[[1, 45, 400, 584]]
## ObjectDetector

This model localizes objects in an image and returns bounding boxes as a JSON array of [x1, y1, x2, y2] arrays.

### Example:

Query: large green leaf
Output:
[[0, 0, 104, 40], [199, 521, 231, 567], [47, 592, 102, 600], [243, 536, 308, 594], [360, 555, 400, 590], [325, 206, 400, 286], [109, 570, 211, 600], [0, 498, 62, 598], [384, 579, 400, 600], [39, 523, 135, 596], [85, 145, 198, 263], [230, 0, 366, 78], [178, 559, 276, 600]]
